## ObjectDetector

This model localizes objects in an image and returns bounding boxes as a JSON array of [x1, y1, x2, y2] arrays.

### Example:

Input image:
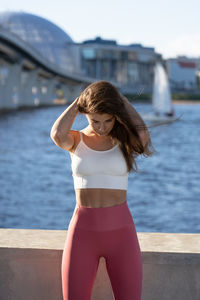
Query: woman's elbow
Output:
[[50, 128, 60, 143]]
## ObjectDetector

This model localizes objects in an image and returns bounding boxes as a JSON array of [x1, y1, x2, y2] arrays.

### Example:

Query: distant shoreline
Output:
[[172, 100, 200, 105], [132, 99, 200, 105]]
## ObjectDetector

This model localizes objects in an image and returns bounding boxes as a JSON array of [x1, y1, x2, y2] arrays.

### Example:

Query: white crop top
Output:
[[70, 132, 129, 190]]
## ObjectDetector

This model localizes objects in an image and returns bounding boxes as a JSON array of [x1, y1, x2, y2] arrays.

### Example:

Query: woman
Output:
[[50, 80, 154, 300]]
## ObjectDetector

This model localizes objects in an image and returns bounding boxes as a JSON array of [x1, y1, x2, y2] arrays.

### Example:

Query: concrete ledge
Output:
[[0, 228, 200, 300]]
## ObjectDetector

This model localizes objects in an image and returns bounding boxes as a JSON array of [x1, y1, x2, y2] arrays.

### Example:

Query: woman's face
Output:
[[86, 113, 115, 136]]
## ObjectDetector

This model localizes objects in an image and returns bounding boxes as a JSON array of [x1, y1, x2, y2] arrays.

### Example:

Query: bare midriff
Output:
[[75, 188, 127, 208]]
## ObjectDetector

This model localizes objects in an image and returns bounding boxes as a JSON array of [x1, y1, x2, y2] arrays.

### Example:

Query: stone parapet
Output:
[[0, 229, 199, 300]]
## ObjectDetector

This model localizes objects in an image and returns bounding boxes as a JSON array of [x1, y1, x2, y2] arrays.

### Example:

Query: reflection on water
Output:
[[0, 103, 199, 233]]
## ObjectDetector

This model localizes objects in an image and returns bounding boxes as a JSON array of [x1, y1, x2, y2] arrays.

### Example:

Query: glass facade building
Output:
[[0, 12, 162, 93], [0, 11, 78, 73], [79, 38, 162, 92]]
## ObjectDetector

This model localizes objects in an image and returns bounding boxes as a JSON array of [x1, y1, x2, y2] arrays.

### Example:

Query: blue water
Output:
[[0, 103, 199, 233]]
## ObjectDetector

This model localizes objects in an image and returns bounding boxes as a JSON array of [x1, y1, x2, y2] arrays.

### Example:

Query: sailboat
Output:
[[142, 62, 177, 123]]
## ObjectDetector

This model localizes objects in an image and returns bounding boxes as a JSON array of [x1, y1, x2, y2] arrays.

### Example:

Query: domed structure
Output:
[[0, 11, 76, 72]]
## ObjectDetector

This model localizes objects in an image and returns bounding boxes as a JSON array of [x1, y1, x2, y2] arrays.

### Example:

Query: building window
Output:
[[127, 62, 138, 84], [82, 48, 96, 59]]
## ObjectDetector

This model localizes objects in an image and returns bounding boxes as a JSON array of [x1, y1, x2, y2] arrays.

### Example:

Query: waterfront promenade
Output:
[[0, 228, 199, 300]]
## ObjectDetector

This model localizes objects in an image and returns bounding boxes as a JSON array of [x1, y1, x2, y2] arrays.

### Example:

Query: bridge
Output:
[[0, 11, 123, 111], [0, 25, 99, 111]]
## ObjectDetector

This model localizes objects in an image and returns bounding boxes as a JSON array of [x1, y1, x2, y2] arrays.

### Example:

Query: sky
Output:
[[0, 0, 199, 59]]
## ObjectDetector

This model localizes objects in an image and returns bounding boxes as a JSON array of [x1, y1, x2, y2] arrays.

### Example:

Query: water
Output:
[[0, 103, 199, 233]]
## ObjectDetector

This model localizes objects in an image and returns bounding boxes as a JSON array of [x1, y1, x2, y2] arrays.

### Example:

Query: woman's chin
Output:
[[97, 132, 108, 136]]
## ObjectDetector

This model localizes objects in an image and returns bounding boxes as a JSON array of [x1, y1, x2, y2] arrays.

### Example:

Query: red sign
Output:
[[178, 61, 196, 68]]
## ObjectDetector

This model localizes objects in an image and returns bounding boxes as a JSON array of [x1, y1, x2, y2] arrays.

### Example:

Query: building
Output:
[[166, 57, 198, 91], [0, 11, 163, 111], [0, 11, 80, 74], [73, 37, 162, 93], [0, 11, 95, 110]]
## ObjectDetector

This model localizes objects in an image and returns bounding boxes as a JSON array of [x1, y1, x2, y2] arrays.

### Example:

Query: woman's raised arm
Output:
[[50, 97, 79, 151]]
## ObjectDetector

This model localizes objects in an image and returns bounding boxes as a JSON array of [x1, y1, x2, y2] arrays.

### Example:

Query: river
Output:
[[0, 102, 199, 233]]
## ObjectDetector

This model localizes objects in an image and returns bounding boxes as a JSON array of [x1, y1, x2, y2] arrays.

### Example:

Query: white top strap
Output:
[[79, 131, 83, 141]]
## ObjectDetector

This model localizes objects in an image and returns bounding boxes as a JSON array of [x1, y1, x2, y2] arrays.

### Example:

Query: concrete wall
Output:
[[0, 228, 199, 300]]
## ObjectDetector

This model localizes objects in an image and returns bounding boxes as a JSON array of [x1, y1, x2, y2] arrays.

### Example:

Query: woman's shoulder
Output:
[[68, 129, 86, 154], [70, 129, 86, 137]]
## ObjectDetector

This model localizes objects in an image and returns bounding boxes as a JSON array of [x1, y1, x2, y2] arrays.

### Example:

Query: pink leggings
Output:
[[61, 201, 142, 300]]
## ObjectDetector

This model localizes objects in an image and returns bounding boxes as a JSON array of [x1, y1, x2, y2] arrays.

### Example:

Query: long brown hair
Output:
[[77, 80, 155, 172]]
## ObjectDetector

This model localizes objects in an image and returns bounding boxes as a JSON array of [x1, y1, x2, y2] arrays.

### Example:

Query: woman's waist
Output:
[[75, 188, 127, 208], [69, 200, 134, 231]]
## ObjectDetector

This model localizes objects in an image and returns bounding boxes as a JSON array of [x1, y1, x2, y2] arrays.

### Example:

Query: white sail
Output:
[[140, 62, 176, 124], [152, 62, 172, 114]]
